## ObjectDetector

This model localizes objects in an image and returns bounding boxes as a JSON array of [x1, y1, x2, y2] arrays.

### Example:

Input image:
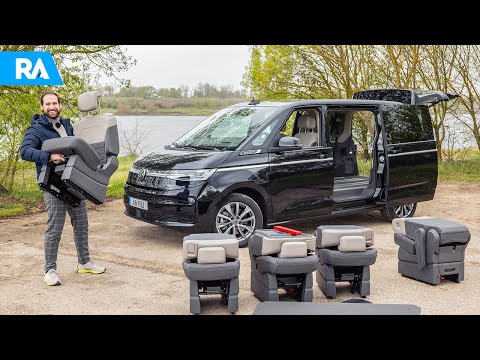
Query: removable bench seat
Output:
[[392, 216, 470, 285], [248, 227, 318, 302], [182, 233, 240, 314], [315, 225, 377, 298]]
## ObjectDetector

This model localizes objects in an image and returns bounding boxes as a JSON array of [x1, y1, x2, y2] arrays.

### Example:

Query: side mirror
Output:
[[268, 136, 303, 153], [279, 136, 303, 148]]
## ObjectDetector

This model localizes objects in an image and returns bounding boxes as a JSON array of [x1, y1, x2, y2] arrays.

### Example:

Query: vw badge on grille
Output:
[[138, 168, 148, 182]]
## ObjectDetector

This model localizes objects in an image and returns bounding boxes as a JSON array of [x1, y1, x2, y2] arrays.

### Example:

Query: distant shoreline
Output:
[[106, 109, 216, 117], [102, 96, 249, 117]]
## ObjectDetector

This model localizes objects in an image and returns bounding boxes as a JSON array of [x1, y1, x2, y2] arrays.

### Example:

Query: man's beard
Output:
[[44, 109, 60, 119]]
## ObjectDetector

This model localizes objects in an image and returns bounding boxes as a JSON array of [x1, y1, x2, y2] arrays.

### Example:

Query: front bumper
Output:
[[123, 183, 216, 231]]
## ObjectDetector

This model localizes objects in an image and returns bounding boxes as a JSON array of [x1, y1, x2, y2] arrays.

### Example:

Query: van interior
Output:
[[282, 108, 378, 205], [325, 109, 377, 204]]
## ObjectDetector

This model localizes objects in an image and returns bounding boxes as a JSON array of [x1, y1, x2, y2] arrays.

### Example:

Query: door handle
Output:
[[390, 149, 402, 154]]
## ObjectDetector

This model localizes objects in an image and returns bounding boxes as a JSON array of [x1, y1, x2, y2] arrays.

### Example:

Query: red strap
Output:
[[274, 226, 302, 236]]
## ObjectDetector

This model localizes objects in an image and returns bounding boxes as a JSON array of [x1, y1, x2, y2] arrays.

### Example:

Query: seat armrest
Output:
[[97, 156, 119, 178], [394, 233, 416, 255], [41, 137, 100, 171], [414, 228, 427, 268]]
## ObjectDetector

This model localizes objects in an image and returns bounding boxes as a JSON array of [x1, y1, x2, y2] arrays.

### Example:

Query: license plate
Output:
[[128, 196, 148, 210]]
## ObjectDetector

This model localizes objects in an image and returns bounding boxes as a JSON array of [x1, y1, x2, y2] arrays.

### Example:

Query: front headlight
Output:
[[149, 169, 217, 181]]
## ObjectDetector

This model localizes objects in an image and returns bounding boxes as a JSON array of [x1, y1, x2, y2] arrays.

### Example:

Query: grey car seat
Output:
[[248, 227, 318, 302], [182, 233, 240, 314], [293, 115, 318, 147], [38, 91, 119, 207], [315, 225, 377, 298], [392, 216, 470, 285]]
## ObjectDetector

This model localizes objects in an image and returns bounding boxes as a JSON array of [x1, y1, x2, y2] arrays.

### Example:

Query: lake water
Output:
[[116, 115, 477, 157], [116, 115, 207, 156]]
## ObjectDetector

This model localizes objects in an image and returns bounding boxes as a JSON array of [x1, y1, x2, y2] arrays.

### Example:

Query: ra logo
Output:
[[0, 51, 63, 85], [16, 58, 50, 80]]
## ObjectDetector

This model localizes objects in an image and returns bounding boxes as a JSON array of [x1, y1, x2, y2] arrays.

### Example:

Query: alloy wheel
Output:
[[393, 203, 415, 218], [215, 201, 256, 240]]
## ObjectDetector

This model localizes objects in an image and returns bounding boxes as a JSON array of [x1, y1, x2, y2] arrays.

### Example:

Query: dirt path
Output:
[[1, 182, 479, 315]]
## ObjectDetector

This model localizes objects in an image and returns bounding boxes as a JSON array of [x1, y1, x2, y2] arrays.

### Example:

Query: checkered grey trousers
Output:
[[43, 192, 90, 272]]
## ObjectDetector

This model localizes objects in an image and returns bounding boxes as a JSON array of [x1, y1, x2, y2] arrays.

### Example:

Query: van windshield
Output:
[[171, 106, 277, 151]]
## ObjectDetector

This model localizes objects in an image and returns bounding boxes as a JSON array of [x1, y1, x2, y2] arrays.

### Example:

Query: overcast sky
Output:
[[108, 45, 251, 91]]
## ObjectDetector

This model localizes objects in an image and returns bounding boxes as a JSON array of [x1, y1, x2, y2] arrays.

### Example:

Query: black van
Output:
[[124, 89, 457, 246]]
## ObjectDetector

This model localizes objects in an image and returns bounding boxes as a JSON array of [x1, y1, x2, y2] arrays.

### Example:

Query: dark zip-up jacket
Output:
[[20, 114, 74, 178]]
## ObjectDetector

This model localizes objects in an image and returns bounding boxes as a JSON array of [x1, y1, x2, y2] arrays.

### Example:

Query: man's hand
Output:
[[49, 153, 65, 165]]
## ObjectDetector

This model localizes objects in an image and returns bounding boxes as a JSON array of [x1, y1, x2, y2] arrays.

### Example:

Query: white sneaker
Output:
[[77, 261, 106, 274], [44, 269, 61, 286]]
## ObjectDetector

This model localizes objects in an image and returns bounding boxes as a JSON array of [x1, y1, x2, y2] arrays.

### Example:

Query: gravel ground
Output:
[[0, 182, 479, 315]]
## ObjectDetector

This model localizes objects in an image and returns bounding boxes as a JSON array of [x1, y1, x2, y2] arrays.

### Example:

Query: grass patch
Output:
[[439, 159, 480, 182], [107, 182, 126, 198], [357, 158, 373, 176], [438, 148, 480, 183], [0, 203, 27, 216], [106, 155, 137, 199]]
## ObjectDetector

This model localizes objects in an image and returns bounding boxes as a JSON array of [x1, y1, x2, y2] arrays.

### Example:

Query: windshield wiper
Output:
[[183, 144, 221, 151]]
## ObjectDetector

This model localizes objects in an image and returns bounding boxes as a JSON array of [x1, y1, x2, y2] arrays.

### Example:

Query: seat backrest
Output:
[[74, 91, 119, 165], [294, 115, 318, 147], [250, 229, 316, 256], [392, 217, 470, 245], [183, 238, 239, 260], [392, 216, 433, 236], [316, 225, 374, 250]]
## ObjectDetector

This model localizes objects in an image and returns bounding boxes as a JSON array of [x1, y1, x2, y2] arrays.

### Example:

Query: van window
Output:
[[172, 106, 277, 150], [252, 124, 274, 146], [382, 105, 434, 144], [290, 109, 320, 147], [281, 112, 296, 136]]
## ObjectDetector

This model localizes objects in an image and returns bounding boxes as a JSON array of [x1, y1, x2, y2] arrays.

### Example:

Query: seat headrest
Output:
[[278, 241, 308, 258], [197, 247, 226, 264], [338, 236, 366, 252], [78, 91, 102, 112], [297, 115, 316, 129]]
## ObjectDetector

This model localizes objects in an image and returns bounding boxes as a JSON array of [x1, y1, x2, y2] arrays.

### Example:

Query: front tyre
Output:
[[381, 203, 417, 222], [214, 193, 263, 248]]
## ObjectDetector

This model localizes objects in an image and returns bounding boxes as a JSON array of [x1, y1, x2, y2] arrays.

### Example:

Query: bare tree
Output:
[[416, 45, 460, 161], [442, 117, 472, 161], [119, 119, 149, 156], [245, 45, 475, 160], [451, 46, 480, 151], [245, 45, 379, 158], [375, 45, 423, 88]]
